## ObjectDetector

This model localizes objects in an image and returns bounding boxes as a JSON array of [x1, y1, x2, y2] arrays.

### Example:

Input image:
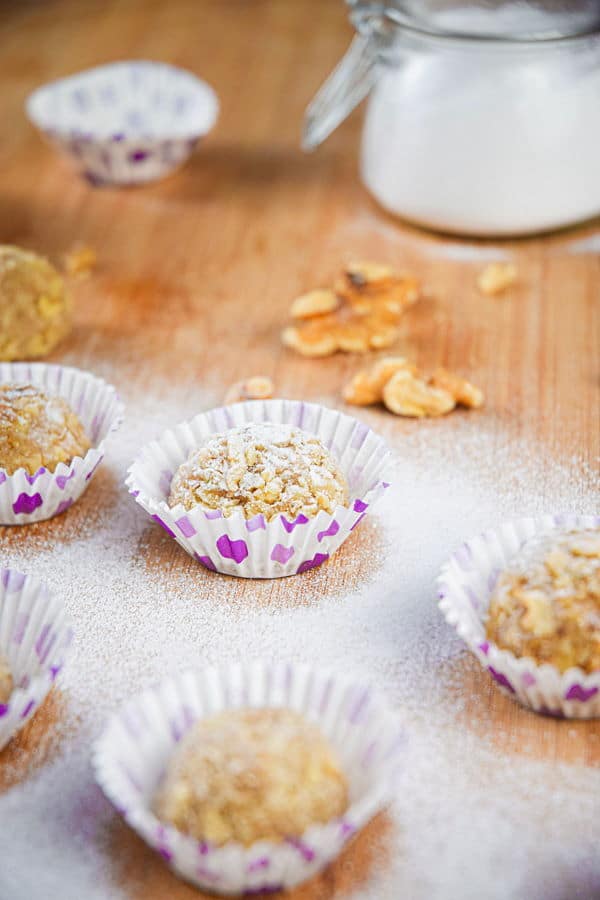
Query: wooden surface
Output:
[[0, 1, 599, 898]]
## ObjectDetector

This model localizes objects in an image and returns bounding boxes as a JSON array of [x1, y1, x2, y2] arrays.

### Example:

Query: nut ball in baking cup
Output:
[[0, 567, 73, 750], [125, 399, 392, 578], [437, 514, 600, 718], [26, 61, 219, 186], [0, 362, 124, 525], [93, 660, 403, 895]]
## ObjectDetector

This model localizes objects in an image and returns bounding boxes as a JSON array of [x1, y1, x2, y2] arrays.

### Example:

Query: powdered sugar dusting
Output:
[[0, 378, 598, 900]]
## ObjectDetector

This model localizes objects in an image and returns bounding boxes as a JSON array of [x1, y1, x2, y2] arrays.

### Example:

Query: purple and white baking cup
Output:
[[125, 399, 392, 578], [26, 61, 219, 186], [0, 362, 123, 525], [93, 659, 403, 895], [0, 568, 73, 750], [437, 514, 600, 719]]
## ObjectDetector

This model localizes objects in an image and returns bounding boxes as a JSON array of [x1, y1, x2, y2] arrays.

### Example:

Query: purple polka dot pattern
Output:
[[151, 515, 176, 539], [12, 493, 43, 515], [246, 514, 266, 532], [297, 552, 329, 574], [281, 513, 309, 533], [317, 520, 339, 543], [54, 498, 74, 518], [24, 468, 46, 485], [565, 684, 598, 703], [270, 544, 295, 565], [194, 554, 217, 572], [2, 570, 26, 592], [55, 470, 76, 490], [488, 667, 515, 694], [216, 535, 249, 564], [437, 514, 600, 718], [175, 516, 197, 538]]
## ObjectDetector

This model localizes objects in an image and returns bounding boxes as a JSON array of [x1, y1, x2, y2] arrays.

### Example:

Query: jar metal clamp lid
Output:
[[302, 0, 600, 151]]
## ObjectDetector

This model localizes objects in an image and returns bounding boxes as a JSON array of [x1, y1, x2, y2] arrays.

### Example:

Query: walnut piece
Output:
[[428, 368, 484, 409], [224, 375, 274, 404], [382, 370, 456, 418], [282, 262, 419, 358], [477, 262, 517, 296], [343, 356, 416, 406], [290, 289, 338, 319], [342, 357, 483, 418]]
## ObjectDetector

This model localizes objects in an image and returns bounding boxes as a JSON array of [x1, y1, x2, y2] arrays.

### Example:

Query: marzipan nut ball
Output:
[[486, 529, 600, 673], [153, 707, 348, 846], [168, 423, 349, 521], [0, 245, 72, 360], [0, 383, 90, 475]]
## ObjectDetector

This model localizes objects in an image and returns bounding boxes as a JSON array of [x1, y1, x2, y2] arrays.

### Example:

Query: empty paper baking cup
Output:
[[93, 659, 403, 895], [0, 362, 123, 525], [437, 514, 600, 718], [125, 399, 392, 578], [0, 567, 73, 750], [26, 60, 219, 185]]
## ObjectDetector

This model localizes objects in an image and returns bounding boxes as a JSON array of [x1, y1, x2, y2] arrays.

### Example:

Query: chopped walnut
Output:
[[290, 289, 339, 319], [477, 262, 517, 296], [428, 368, 484, 409], [343, 357, 416, 406], [342, 358, 482, 419], [64, 245, 97, 278], [382, 370, 456, 418], [282, 262, 419, 358], [224, 375, 274, 404]]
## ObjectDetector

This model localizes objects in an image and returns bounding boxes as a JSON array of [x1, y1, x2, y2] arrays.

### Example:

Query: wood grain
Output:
[[0, 0, 599, 898]]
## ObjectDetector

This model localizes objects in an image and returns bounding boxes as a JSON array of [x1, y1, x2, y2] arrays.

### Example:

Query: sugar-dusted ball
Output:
[[153, 707, 348, 846], [0, 383, 90, 475], [486, 528, 600, 673], [168, 423, 348, 520]]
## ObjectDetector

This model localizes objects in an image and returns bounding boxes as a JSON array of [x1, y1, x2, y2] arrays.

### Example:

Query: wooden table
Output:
[[0, 2, 598, 899]]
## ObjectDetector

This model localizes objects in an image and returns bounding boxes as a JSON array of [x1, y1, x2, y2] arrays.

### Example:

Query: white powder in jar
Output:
[[361, 4, 600, 235]]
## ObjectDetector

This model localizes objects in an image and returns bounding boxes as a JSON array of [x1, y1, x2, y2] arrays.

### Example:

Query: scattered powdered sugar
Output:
[[0, 379, 598, 900]]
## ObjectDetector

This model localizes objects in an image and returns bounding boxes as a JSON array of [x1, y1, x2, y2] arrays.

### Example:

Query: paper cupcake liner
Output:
[[0, 362, 124, 525], [0, 567, 73, 750], [437, 514, 600, 718], [126, 400, 392, 578], [26, 61, 219, 186], [93, 660, 403, 895]]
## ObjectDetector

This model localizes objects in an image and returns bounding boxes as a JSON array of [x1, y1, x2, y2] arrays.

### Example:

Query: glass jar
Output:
[[304, 1, 600, 236]]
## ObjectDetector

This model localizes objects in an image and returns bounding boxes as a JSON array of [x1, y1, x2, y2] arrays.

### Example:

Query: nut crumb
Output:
[[63, 245, 97, 278], [477, 262, 517, 296], [383, 370, 455, 418], [224, 376, 274, 404]]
